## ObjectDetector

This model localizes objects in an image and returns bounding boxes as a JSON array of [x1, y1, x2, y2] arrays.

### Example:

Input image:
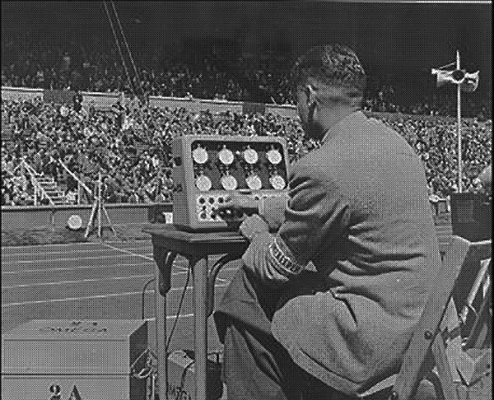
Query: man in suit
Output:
[[215, 44, 441, 400]]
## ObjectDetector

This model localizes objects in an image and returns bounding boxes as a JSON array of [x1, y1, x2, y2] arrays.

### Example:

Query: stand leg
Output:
[[155, 263, 168, 400], [84, 200, 98, 238], [192, 257, 208, 400], [101, 205, 118, 238]]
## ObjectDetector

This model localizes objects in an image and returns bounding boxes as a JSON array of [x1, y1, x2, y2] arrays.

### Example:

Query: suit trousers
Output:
[[214, 267, 354, 400]]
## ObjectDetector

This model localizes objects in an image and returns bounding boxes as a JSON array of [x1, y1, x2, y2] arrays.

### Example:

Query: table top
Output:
[[143, 223, 249, 256]]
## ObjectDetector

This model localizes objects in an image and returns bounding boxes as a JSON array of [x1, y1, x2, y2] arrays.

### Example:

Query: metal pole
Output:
[[98, 172, 102, 238], [192, 257, 208, 400], [456, 50, 462, 193], [154, 264, 168, 400]]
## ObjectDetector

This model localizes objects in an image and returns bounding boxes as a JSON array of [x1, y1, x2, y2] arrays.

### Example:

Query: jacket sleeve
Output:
[[242, 161, 350, 286], [277, 162, 350, 266]]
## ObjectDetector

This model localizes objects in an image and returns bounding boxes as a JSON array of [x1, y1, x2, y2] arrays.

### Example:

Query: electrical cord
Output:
[[166, 266, 191, 351], [141, 277, 156, 320]]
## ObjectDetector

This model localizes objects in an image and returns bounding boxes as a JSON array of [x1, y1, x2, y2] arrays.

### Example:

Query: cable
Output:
[[141, 277, 156, 320], [110, 0, 144, 97], [166, 266, 191, 351], [102, 0, 135, 96]]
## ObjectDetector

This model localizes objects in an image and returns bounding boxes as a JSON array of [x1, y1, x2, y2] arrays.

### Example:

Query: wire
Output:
[[110, 0, 144, 97], [166, 266, 191, 351], [141, 277, 156, 320], [102, 0, 135, 96]]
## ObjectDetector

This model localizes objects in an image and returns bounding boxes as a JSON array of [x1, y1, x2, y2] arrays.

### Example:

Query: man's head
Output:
[[291, 44, 366, 140]]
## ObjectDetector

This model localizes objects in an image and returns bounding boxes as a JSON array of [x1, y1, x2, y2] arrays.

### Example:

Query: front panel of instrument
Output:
[[172, 135, 289, 231]]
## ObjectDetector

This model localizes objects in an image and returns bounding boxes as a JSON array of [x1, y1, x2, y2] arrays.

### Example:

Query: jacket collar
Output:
[[320, 111, 367, 144]]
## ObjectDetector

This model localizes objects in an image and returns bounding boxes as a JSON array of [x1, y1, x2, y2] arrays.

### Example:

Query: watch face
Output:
[[192, 147, 208, 164], [266, 149, 282, 165], [221, 174, 238, 190], [218, 148, 234, 165], [243, 148, 258, 164], [195, 175, 212, 191], [269, 174, 286, 190], [246, 174, 262, 190]]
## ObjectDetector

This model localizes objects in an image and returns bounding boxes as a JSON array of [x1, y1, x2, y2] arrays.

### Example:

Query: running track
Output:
[[1, 241, 242, 353], [2, 218, 452, 350]]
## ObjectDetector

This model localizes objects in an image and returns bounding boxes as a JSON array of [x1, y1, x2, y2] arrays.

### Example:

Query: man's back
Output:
[[272, 112, 441, 394]]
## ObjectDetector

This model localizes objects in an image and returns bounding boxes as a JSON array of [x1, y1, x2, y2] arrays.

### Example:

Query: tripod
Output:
[[84, 172, 117, 239]]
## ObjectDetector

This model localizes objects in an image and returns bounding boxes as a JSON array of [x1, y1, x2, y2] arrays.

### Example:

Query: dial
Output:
[[269, 174, 286, 190], [266, 148, 282, 165], [195, 174, 212, 191], [221, 174, 238, 190], [246, 174, 262, 190], [218, 147, 234, 165], [243, 147, 258, 164], [192, 146, 208, 164]]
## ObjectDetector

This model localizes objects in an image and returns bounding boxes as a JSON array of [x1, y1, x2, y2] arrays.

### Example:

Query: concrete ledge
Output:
[[1, 203, 173, 231]]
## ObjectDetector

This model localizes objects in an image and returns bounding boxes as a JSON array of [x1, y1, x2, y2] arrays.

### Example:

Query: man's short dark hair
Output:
[[291, 44, 366, 96]]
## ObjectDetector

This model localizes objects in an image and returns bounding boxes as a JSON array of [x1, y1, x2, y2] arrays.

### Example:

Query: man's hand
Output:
[[239, 214, 269, 241], [215, 193, 259, 220]]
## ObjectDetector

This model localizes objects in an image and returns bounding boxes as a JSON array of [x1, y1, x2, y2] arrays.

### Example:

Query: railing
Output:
[[50, 156, 93, 205], [16, 159, 55, 206]]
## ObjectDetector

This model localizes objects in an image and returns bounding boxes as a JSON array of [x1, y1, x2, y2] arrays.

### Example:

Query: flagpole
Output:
[[456, 50, 462, 193]]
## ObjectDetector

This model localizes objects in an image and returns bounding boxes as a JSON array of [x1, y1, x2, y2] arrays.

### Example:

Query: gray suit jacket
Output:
[[243, 111, 441, 395]]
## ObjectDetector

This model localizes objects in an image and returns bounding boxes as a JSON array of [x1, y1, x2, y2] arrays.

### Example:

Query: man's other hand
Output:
[[215, 193, 259, 219]]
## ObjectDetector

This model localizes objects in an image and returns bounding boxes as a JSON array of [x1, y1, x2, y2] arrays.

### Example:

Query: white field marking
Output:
[[1, 246, 154, 258], [102, 243, 158, 262], [2, 283, 229, 307], [1, 262, 238, 277], [144, 314, 194, 322], [2, 273, 155, 289], [1, 266, 231, 289], [1, 261, 155, 275], [6, 254, 148, 265], [103, 242, 191, 275], [1, 241, 110, 250], [102, 243, 238, 281]]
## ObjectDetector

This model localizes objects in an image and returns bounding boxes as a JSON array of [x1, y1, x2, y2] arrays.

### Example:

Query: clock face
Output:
[[246, 174, 262, 190], [269, 174, 286, 190], [218, 148, 234, 165], [243, 148, 258, 164], [192, 147, 208, 164], [195, 175, 212, 191], [221, 174, 238, 190], [266, 149, 282, 165]]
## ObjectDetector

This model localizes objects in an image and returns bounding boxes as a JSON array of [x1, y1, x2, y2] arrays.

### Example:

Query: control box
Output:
[[172, 135, 289, 231], [1, 319, 148, 400]]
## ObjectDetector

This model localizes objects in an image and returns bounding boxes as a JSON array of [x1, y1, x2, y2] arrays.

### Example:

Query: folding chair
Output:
[[357, 236, 492, 400]]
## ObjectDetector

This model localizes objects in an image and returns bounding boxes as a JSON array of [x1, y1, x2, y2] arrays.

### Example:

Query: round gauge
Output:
[[266, 149, 282, 165], [195, 175, 212, 191], [218, 147, 234, 165], [246, 174, 262, 190], [221, 174, 238, 190], [192, 147, 208, 164], [269, 174, 286, 190], [243, 148, 258, 164]]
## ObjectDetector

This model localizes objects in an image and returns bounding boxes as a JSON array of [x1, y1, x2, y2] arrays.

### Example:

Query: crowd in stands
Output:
[[1, 94, 491, 207], [2, 31, 491, 118]]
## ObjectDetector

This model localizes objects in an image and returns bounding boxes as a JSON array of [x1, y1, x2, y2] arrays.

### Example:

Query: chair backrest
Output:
[[389, 236, 492, 400]]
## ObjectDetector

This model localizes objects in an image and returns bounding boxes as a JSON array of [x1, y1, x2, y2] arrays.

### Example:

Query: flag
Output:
[[460, 71, 479, 93], [431, 68, 479, 92]]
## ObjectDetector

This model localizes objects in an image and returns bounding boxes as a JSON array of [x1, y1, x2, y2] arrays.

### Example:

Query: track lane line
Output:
[[2, 283, 229, 307]]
